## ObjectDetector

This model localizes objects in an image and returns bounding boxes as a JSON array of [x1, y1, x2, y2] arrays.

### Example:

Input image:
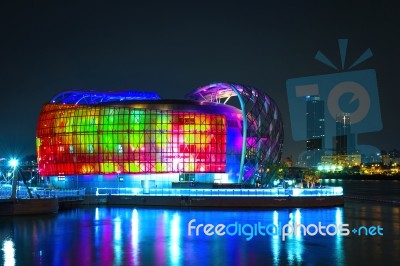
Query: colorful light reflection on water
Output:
[[0, 207, 345, 265], [1, 183, 400, 266]]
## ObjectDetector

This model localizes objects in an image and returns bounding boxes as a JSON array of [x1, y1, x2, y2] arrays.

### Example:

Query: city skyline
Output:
[[1, 1, 399, 161]]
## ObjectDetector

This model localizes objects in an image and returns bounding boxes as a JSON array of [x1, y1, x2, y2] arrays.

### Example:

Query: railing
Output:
[[0, 186, 86, 199], [34, 188, 86, 199], [96, 187, 343, 197]]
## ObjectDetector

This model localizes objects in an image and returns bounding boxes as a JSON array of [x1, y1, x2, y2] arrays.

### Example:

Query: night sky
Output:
[[1, 1, 399, 161]]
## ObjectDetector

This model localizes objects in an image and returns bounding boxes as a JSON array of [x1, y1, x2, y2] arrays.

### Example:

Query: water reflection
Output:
[[286, 209, 304, 263], [271, 210, 280, 265], [131, 209, 139, 265], [393, 207, 400, 236], [0, 207, 356, 265], [113, 216, 122, 265], [169, 213, 181, 266], [335, 207, 344, 264], [2, 239, 15, 266], [0, 200, 399, 265]]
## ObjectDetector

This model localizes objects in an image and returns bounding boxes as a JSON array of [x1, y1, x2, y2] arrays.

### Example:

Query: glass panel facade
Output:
[[37, 104, 227, 176]]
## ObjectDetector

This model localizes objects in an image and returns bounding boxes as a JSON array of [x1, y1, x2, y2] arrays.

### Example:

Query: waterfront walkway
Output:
[[96, 187, 343, 197], [0, 186, 343, 201], [0, 186, 85, 202], [0, 186, 346, 208]]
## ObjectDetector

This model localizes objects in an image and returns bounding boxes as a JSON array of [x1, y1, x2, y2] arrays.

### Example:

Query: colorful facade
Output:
[[36, 83, 283, 189]]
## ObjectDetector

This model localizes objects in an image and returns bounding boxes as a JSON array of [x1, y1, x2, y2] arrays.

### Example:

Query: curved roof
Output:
[[187, 82, 284, 184], [51, 90, 161, 104]]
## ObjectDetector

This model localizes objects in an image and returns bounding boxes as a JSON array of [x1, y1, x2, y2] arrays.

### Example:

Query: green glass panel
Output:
[[184, 134, 195, 144], [100, 133, 114, 152], [127, 162, 141, 172], [101, 163, 115, 173]]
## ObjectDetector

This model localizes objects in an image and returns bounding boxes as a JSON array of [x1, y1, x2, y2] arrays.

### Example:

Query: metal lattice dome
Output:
[[186, 82, 284, 183]]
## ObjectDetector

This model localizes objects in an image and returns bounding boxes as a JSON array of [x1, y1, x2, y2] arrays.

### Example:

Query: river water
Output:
[[1, 180, 399, 265]]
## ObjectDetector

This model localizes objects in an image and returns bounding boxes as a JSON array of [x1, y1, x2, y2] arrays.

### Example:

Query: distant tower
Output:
[[335, 113, 355, 155], [306, 96, 325, 149], [304, 96, 325, 166]]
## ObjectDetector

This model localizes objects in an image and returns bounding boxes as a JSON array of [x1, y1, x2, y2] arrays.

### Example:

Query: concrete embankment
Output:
[[59, 194, 344, 209], [344, 195, 400, 205], [59, 195, 107, 209]]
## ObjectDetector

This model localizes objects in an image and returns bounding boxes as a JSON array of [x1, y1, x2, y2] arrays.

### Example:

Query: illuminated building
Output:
[[36, 83, 284, 189], [334, 113, 355, 155], [306, 96, 325, 151], [320, 154, 361, 169], [299, 96, 325, 167]]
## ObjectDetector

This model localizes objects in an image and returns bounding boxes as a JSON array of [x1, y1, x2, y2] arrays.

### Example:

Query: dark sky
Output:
[[0, 0, 399, 161]]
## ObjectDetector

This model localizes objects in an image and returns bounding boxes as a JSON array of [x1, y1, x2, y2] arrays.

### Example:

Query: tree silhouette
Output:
[[255, 161, 288, 188]]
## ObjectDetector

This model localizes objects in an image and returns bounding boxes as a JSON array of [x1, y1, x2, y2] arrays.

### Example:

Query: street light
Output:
[[9, 159, 18, 168], [9, 158, 19, 199]]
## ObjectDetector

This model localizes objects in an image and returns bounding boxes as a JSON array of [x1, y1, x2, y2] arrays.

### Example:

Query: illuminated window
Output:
[[37, 104, 227, 175]]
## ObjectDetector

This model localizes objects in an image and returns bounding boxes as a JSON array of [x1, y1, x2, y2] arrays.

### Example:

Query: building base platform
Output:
[[49, 187, 345, 209], [106, 195, 344, 208]]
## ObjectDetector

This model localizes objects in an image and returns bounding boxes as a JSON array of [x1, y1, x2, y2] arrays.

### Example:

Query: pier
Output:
[[1, 186, 345, 209]]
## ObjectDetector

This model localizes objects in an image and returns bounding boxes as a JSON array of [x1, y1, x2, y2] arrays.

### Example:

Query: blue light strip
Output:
[[51, 90, 161, 105], [96, 187, 344, 197]]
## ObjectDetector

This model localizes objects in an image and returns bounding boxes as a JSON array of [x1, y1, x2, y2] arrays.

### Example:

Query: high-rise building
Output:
[[388, 149, 400, 159], [302, 96, 325, 166], [334, 113, 355, 155], [306, 96, 325, 150]]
